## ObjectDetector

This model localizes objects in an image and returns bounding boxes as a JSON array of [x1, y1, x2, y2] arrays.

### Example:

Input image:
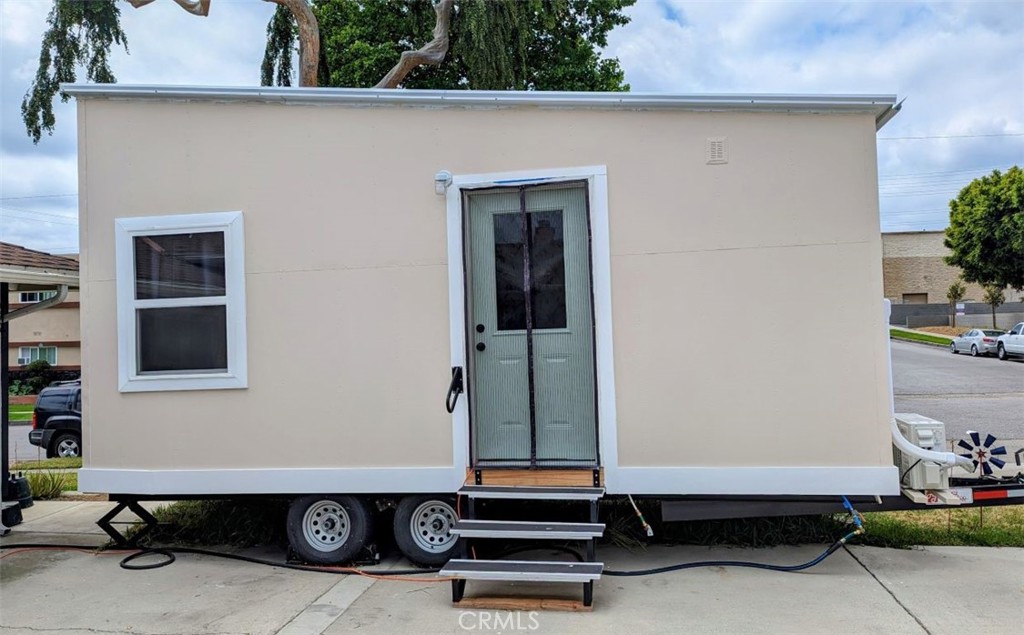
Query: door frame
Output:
[[445, 166, 619, 478]]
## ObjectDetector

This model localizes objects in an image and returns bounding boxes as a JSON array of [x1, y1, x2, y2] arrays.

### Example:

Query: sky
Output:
[[0, 0, 1022, 254]]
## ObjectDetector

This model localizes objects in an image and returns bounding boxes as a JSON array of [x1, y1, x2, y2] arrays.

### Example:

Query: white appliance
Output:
[[893, 413, 949, 490]]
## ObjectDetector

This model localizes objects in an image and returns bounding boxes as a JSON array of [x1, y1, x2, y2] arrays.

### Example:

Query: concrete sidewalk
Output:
[[2, 502, 1021, 634]]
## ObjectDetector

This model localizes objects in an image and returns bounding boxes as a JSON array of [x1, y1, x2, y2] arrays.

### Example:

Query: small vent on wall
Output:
[[706, 137, 728, 164]]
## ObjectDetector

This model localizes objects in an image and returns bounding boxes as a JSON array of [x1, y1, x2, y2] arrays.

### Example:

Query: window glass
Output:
[[21, 346, 56, 364], [493, 210, 567, 331], [137, 306, 228, 373], [529, 210, 566, 329], [494, 213, 526, 331], [37, 391, 69, 410], [73, 391, 82, 411], [135, 232, 226, 300]]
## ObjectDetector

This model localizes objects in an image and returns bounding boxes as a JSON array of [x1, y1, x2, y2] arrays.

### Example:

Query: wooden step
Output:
[[459, 485, 604, 501], [441, 559, 603, 583], [452, 519, 605, 540], [454, 597, 593, 612], [468, 468, 603, 487]]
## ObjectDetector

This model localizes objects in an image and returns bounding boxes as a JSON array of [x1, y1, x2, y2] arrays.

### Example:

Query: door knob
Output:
[[476, 342, 486, 352]]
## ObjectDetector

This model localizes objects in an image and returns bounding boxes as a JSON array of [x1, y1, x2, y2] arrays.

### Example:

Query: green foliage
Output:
[[982, 284, 1006, 328], [263, 0, 633, 91], [25, 470, 76, 499], [947, 278, 966, 326], [7, 380, 33, 397], [261, 5, 297, 87], [137, 499, 290, 547], [22, 360, 55, 394], [22, 0, 128, 143], [944, 166, 1024, 291], [861, 507, 1024, 548]]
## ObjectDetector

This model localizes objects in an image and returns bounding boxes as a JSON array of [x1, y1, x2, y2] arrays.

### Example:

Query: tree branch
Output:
[[127, 0, 211, 17], [263, 0, 319, 87], [376, 0, 454, 89]]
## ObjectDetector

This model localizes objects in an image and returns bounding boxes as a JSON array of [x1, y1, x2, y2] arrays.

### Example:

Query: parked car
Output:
[[996, 322, 1024, 361], [950, 328, 1006, 356], [28, 380, 82, 458]]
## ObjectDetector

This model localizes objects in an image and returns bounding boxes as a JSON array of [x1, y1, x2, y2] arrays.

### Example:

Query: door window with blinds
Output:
[[114, 212, 247, 392]]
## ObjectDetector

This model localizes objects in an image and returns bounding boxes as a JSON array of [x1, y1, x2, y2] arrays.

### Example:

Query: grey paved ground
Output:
[[891, 339, 1023, 442], [2, 502, 1023, 634]]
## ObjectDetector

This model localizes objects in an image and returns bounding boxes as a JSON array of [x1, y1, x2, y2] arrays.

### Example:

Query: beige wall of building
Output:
[[881, 231, 1016, 304], [75, 95, 892, 483], [6, 290, 81, 370]]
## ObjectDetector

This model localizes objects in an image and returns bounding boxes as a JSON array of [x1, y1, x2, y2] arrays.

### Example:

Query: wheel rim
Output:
[[302, 500, 351, 552], [410, 500, 457, 553], [971, 345, 978, 356], [57, 438, 79, 457], [950, 343, 956, 352]]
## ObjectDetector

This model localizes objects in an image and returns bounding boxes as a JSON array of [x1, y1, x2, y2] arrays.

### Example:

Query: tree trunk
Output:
[[376, 0, 454, 89], [265, 0, 320, 87], [950, 303, 956, 328], [992, 305, 997, 329]]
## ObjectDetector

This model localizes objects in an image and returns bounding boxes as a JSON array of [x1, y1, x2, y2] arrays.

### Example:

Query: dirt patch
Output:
[[917, 326, 969, 337]]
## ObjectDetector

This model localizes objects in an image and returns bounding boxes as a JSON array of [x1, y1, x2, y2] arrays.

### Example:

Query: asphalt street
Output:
[[891, 339, 1024, 442]]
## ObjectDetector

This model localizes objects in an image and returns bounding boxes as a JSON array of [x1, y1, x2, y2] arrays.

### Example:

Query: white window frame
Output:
[[19, 346, 57, 365], [115, 211, 247, 393], [19, 291, 57, 303]]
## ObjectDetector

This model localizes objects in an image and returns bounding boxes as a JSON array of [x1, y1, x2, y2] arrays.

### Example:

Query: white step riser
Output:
[[453, 529, 603, 540], [445, 571, 602, 583]]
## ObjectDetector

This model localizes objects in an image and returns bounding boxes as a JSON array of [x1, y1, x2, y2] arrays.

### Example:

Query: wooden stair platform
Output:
[[459, 484, 605, 501], [454, 596, 593, 612], [467, 468, 603, 487]]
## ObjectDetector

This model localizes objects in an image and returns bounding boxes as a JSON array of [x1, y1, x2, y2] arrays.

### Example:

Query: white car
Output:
[[996, 322, 1024, 361], [950, 328, 1006, 356]]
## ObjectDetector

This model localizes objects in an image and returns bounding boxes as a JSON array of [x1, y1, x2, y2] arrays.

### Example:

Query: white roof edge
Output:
[[61, 84, 899, 122], [0, 267, 79, 288]]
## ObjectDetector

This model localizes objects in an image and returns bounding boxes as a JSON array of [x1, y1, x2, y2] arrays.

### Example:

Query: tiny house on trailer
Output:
[[65, 85, 1016, 608]]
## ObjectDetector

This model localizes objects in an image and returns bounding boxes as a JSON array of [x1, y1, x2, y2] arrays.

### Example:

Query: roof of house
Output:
[[61, 85, 902, 130], [0, 241, 80, 289]]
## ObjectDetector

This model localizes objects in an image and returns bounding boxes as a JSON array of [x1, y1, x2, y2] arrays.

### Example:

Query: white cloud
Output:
[[1, 0, 1022, 252]]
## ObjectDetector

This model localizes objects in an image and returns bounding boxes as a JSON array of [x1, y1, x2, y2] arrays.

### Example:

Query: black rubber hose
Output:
[[602, 535, 851, 577]]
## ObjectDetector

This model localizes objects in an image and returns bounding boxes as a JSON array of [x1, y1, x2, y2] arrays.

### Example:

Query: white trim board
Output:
[[79, 468, 465, 496], [444, 165, 618, 480], [610, 466, 900, 496]]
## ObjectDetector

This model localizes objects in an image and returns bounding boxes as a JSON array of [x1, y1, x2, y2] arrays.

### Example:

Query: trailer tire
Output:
[[393, 495, 459, 567], [287, 495, 372, 565]]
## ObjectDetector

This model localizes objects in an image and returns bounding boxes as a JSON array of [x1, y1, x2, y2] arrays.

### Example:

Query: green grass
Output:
[[10, 457, 82, 471], [861, 507, 1024, 548], [25, 470, 78, 500], [889, 328, 951, 345], [8, 404, 33, 421]]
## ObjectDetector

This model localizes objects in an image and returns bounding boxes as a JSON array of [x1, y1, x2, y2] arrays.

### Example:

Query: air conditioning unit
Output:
[[893, 413, 949, 490], [17, 358, 30, 365]]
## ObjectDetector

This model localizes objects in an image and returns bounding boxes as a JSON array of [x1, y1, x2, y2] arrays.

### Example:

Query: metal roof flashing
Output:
[[61, 84, 900, 128]]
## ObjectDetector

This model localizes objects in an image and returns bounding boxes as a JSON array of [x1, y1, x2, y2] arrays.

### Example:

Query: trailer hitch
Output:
[[445, 366, 464, 413]]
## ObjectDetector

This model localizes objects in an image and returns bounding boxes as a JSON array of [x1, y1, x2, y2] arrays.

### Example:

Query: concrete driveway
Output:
[[2, 502, 1021, 635]]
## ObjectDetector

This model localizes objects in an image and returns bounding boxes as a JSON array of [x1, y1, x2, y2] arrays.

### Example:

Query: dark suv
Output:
[[28, 380, 82, 458]]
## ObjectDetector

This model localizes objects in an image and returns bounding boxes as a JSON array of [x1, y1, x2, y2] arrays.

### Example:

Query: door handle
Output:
[[445, 366, 464, 413]]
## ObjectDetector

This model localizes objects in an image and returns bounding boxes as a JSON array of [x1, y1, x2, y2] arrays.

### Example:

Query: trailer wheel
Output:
[[287, 495, 372, 564], [393, 495, 459, 567]]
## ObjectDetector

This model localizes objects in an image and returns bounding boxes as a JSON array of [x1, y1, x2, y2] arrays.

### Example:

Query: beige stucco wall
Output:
[[77, 98, 892, 472], [7, 290, 81, 369], [881, 231, 1014, 304]]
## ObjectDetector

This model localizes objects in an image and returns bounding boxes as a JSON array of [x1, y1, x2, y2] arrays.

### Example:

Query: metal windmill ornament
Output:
[[957, 431, 1008, 476]]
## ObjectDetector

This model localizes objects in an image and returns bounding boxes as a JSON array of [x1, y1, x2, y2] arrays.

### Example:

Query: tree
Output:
[[263, 0, 632, 91], [982, 285, 1005, 329], [944, 166, 1024, 291], [946, 278, 966, 328], [25, 0, 632, 142]]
